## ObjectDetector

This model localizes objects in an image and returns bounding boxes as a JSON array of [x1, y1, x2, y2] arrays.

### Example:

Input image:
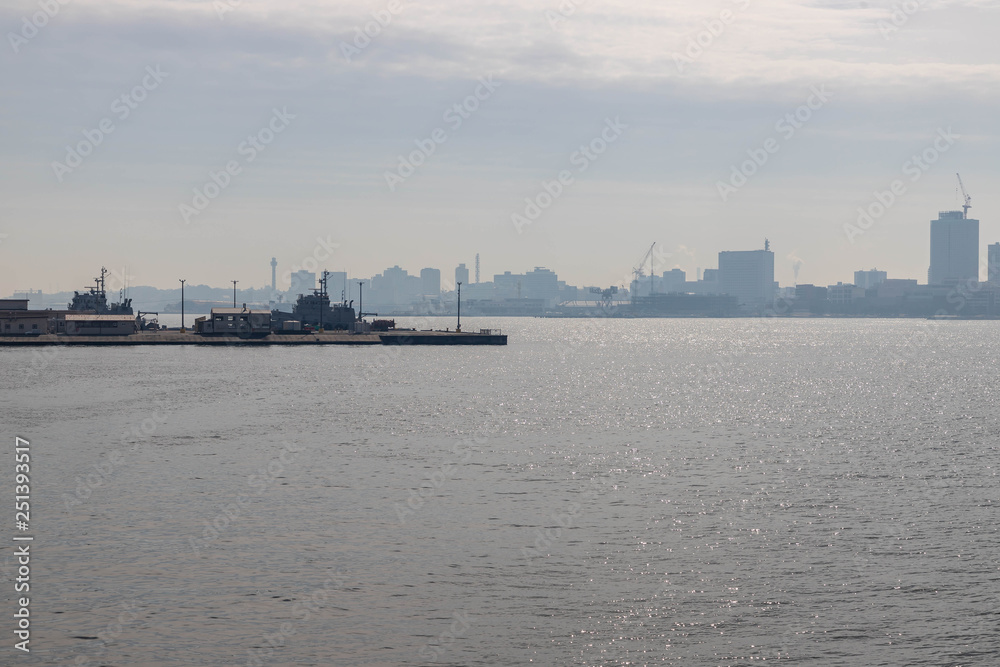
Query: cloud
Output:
[[5, 0, 999, 92], [1, 0, 998, 290]]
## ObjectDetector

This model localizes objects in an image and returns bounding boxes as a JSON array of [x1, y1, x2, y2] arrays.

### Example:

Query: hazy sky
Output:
[[2, 0, 998, 294]]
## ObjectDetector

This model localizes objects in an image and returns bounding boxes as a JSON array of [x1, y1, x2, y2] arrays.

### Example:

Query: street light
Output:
[[357, 281, 364, 324], [179, 279, 186, 333], [456, 281, 462, 332], [232, 280, 238, 308]]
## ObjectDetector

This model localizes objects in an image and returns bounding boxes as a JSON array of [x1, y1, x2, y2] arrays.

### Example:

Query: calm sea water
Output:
[[4, 317, 999, 666]]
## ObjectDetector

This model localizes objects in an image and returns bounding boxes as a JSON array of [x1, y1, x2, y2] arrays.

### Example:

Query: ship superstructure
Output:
[[68, 267, 134, 315], [273, 270, 356, 330]]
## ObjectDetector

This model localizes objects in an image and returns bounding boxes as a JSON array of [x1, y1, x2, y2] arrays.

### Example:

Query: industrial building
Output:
[[988, 243, 1000, 284]]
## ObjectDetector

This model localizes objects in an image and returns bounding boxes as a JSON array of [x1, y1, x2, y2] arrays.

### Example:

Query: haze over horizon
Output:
[[3, 0, 998, 294]]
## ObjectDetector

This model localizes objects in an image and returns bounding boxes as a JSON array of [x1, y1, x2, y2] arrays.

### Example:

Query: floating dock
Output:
[[0, 330, 507, 347]]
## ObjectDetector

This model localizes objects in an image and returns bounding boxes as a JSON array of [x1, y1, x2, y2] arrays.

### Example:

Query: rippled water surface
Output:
[[5, 317, 1000, 665]]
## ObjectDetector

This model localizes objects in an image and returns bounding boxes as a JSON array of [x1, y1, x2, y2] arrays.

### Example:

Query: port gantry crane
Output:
[[589, 285, 619, 309], [956, 173, 972, 219], [633, 242, 657, 297]]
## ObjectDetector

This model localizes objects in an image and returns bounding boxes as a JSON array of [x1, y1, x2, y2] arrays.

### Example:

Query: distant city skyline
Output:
[[14, 204, 994, 320], [8, 203, 994, 302]]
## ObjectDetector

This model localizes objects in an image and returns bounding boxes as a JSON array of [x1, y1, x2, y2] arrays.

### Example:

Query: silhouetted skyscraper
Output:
[[989, 243, 1000, 284], [719, 245, 775, 308], [420, 268, 441, 297], [929, 211, 978, 284], [455, 263, 469, 288], [290, 270, 315, 297]]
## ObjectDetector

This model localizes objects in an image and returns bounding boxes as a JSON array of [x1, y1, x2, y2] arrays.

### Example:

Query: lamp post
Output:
[[357, 281, 364, 323], [179, 279, 186, 333], [232, 280, 238, 308], [456, 281, 462, 332]]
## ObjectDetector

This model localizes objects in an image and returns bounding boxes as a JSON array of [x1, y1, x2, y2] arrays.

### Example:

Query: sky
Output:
[[2, 0, 998, 295]]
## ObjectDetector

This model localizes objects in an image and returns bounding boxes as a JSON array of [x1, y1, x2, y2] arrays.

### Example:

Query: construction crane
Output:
[[956, 173, 972, 219], [633, 242, 657, 297]]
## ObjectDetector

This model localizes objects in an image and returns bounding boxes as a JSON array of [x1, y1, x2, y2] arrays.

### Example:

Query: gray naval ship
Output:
[[68, 267, 134, 314], [272, 270, 356, 330]]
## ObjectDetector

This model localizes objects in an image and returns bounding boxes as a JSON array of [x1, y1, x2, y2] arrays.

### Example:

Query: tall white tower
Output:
[[270, 257, 278, 291]]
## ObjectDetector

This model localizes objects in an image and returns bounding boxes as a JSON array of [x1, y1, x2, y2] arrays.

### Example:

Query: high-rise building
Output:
[[523, 267, 560, 306], [455, 263, 470, 287], [328, 271, 348, 299], [718, 244, 775, 308], [420, 268, 441, 297], [854, 269, 887, 290], [371, 266, 422, 306], [929, 211, 978, 284], [494, 271, 523, 299], [289, 270, 315, 297], [661, 269, 686, 293], [988, 243, 1000, 284]]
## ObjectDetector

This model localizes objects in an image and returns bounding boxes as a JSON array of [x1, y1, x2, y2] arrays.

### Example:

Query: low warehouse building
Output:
[[196, 307, 271, 337], [0, 312, 49, 336], [64, 314, 137, 335], [1, 299, 53, 335]]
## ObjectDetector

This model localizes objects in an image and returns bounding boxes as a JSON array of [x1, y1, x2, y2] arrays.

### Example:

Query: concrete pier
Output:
[[0, 330, 507, 347]]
